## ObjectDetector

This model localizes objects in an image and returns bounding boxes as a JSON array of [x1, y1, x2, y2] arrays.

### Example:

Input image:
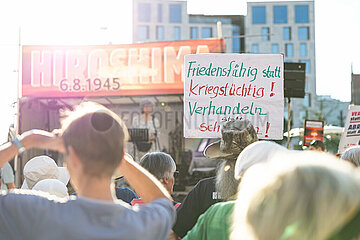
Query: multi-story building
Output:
[[133, 0, 320, 129], [132, 0, 244, 53], [351, 73, 360, 105], [133, 0, 189, 42], [316, 95, 349, 127], [245, 1, 316, 128], [188, 14, 244, 53]]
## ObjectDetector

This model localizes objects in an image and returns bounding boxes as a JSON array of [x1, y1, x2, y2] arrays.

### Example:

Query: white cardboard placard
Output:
[[338, 105, 360, 153], [184, 53, 284, 139]]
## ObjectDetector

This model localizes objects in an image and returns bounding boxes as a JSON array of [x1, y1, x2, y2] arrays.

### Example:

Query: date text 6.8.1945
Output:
[[59, 78, 121, 92]]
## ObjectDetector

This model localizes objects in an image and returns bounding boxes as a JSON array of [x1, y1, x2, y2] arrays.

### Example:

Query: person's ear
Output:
[[162, 177, 169, 184]]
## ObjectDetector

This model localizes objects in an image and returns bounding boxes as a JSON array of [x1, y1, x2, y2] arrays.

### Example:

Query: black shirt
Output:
[[115, 187, 138, 205], [172, 177, 223, 238]]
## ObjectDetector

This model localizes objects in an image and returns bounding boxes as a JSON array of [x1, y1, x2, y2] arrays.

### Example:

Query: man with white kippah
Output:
[[0, 102, 175, 240]]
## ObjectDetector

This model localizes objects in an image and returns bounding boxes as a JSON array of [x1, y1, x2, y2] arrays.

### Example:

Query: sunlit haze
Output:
[[0, 0, 359, 143]]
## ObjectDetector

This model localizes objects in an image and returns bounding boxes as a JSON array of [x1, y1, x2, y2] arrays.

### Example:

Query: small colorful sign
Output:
[[303, 120, 324, 146], [338, 105, 360, 153]]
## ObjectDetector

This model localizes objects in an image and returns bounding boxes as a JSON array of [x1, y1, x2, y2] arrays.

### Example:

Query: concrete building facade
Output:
[[351, 73, 360, 105], [132, 0, 328, 129], [245, 1, 316, 128], [132, 0, 243, 53]]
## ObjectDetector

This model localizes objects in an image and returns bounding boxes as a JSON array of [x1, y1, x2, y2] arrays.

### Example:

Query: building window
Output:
[[300, 43, 307, 57], [190, 27, 198, 39], [232, 25, 241, 53], [298, 27, 309, 40], [262, 27, 270, 41], [285, 43, 293, 57], [272, 44, 279, 53], [138, 26, 149, 40], [283, 27, 291, 41], [252, 44, 259, 53], [201, 27, 212, 38], [174, 26, 181, 40], [138, 3, 151, 22], [169, 4, 182, 23], [156, 26, 164, 40], [300, 59, 311, 73], [158, 4, 162, 22], [295, 5, 309, 23], [273, 6, 288, 24], [252, 6, 266, 24]]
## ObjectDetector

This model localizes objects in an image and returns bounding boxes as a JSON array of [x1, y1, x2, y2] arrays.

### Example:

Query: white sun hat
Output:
[[32, 179, 69, 198], [234, 141, 289, 180], [21, 155, 70, 189]]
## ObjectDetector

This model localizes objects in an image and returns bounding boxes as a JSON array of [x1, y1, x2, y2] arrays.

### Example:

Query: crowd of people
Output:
[[0, 101, 359, 240]]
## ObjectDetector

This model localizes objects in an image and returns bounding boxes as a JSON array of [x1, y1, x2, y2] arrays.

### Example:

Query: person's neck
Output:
[[76, 175, 115, 201]]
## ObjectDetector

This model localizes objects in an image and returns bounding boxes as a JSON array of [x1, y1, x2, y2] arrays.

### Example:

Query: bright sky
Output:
[[0, 0, 359, 143]]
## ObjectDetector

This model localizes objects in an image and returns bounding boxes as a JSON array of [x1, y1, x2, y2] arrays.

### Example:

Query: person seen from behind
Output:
[[341, 146, 360, 167], [0, 102, 175, 240], [183, 141, 289, 240], [231, 150, 360, 240], [131, 151, 179, 207], [173, 119, 258, 238], [309, 139, 326, 152]]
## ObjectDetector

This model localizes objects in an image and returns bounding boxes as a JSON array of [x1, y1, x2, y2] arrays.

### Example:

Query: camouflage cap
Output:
[[204, 119, 258, 160]]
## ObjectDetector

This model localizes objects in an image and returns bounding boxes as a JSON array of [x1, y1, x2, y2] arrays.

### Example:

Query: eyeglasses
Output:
[[173, 170, 179, 178]]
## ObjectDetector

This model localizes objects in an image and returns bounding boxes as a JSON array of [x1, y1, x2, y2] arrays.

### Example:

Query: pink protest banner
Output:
[[22, 39, 224, 98], [338, 105, 360, 153], [184, 53, 284, 139]]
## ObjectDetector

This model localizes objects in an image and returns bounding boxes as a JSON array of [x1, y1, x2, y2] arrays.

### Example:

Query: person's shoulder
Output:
[[116, 187, 137, 195], [140, 198, 174, 209], [131, 198, 175, 218], [208, 201, 235, 218], [3, 189, 68, 202], [196, 177, 216, 187], [0, 189, 69, 214], [193, 177, 217, 194], [210, 201, 235, 211], [116, 187, 138, 204]]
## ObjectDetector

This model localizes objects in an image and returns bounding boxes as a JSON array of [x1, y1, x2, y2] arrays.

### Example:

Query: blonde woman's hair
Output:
[[231, 151, 360, 240]]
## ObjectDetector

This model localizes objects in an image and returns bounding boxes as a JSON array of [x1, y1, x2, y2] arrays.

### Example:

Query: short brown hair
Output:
[[61, 102, 128, 178]]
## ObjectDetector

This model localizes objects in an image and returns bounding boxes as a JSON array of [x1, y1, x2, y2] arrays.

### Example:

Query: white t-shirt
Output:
[[0, 190, 175, 240]]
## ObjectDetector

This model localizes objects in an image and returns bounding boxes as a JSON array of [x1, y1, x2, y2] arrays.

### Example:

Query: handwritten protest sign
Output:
[[338, 105, 360, 153], [184, 53, 284, 139]]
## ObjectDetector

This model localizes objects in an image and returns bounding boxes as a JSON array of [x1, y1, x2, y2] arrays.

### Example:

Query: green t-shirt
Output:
[[183, 201, 235, 240]]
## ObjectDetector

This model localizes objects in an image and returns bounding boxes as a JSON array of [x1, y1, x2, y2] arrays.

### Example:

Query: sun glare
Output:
[[0, 0, 133, 142], [4, 0, 133, 45]]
